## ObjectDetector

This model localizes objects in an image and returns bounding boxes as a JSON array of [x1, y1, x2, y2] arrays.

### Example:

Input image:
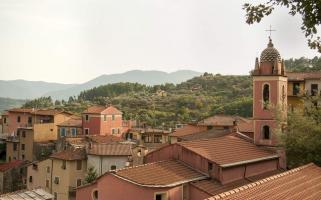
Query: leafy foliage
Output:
[[243, 1, 321, 53], [22, 97, 54, 109], [280, 95, 321, 168], [85, 167, 98, 184], [285, 56, 321, 72]]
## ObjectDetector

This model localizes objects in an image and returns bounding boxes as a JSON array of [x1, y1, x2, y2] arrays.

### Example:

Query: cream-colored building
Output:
[[27, 148, 87, 200]]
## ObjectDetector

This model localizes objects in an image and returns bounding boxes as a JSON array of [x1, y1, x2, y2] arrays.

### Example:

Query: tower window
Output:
[[263, 125, 270, 140], [263, 84, 270, 109]]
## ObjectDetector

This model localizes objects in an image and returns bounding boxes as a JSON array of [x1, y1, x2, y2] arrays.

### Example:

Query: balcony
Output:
[[6, 136, 19, 142]]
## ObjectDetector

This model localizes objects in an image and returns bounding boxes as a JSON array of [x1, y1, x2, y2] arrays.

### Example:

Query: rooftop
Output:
[[88, 143, 132, 156], [179, 135, 277, 167], [6, 108, 71, 116], [0, 188, 53, 200], [50, 148, 86, 161], [0, 160, 24, 172], [82, 105, 122, 115], [87, 135, 124, 144], [178, 129, 231, 141], [171, 124, 207, 137], [113, 160, 207, 187], [57, 118, 82, 127], [287, 71, 321, 81], [206, 163, 321, 200]]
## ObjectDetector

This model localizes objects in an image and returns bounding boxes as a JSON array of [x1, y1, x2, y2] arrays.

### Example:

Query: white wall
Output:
[[87, 155, 128, 176]]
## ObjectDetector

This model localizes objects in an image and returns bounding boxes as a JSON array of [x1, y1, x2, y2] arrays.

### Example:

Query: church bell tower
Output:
[[252, 37, 287, 146]]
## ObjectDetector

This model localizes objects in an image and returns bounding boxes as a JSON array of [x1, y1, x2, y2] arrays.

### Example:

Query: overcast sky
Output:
[[0, 0, 319, 84]]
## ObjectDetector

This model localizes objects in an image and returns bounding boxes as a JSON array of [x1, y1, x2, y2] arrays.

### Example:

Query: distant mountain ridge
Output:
[[0, 70, 202, 100]]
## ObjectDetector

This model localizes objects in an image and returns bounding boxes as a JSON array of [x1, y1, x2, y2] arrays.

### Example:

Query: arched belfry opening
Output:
[[263, 84, 270, 109]]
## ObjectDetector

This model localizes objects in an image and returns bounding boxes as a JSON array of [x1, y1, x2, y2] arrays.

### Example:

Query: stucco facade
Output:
[[87, 155, 128, 176]]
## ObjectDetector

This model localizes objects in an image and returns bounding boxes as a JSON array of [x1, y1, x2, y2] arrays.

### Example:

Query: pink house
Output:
[[82, 105, 123, 136]]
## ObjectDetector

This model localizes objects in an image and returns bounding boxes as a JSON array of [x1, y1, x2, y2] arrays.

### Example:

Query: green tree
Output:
[[243, 1, 321, 52], [85, 167, 98, 184], [280, 96, 321, 168]]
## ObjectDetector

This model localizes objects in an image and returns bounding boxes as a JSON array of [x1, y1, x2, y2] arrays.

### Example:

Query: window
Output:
[[71, 128, 77, 136], [293, 83, 300, 95], [85, 115, 89, 121], [17, 116, 21, 123], [22, 154, 25, 160], [104, 115, 107, 121], [3, 117, 6, 124], [29, 176, 33, 183], [8, 156, 11, 162], [112, 128, 116, 135], [263, 125, 271, 140], [54, 177, 60, 184], [46, 179, 49, 188], [21, 144, 25, 150], [13, 143, 17, 151], [154, 135, 162, 143], [144, 134, 152, 143], [92, 190, 98, 200], [76, 179, 82, 187], [46, 166, 50, 173], [60, 128, 66, 137], [155, 193, 167, 200], [22, 131, 26, 138], [28, 116, 32, 124], [110, 165, 116, 170], [85, 128, 89, 135], [76, 160, 82, 170], [62, 160, 66, 169], [54, 192, 57, 200], [311, 84, 318, 96], [263, 84, 270, 109], [13, 156, 16, 160], [208, 162, 213, 171], [112, 114, 115, 120]]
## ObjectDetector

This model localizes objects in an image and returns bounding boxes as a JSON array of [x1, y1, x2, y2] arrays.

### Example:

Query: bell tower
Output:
[[252, 37, 287, 146]]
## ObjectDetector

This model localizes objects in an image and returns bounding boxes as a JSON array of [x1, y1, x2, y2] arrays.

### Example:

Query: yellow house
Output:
[[287, 71, 321, 110], [27, 148, 87, 200]]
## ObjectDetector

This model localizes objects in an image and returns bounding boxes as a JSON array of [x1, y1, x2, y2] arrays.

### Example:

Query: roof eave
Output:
[[111, 173, 208, 188], [220, 155, 279, 168]]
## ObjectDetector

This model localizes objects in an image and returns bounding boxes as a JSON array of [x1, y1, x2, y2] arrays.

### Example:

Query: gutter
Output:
[[111, 173, 207, 188], [220, 155, 279, 168]]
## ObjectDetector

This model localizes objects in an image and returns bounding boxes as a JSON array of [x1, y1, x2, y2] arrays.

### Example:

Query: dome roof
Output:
[[260, 38, 281, 63]]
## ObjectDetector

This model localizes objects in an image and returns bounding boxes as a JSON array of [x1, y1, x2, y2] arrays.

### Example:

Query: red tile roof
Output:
[[179, 135, 277, 166], [7, 108, 35, 113], [6, 108, 71, 116], [206, 163, 321, 200], [87, 135, 124, 144], [191, 170, 283, 196], [0, 160, 24, 172], [57, 118, 82, 127], [178, 129, 231, 141], [197, 115, 237, 127], [287, 71, 321, 81], [50, 148, 86, 161], [82, 105, 122, 114], [171, 125, 207, 137], [113, 160, 207, 187], [88, 143, 132, 156], [237, 119, 253, 133]]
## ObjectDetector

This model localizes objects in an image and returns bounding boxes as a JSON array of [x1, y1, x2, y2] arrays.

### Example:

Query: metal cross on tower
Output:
[[265, 25, 276, 37]]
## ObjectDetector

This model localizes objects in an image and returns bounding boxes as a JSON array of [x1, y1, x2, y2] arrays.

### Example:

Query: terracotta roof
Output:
[[192, 170, 283, 196], [206, 163, 321, 200], [114, 160, 207, 187], [0, 160, 24, 172], [57, 118, 82, 127], [179, 135, 277, 166], [50, 148, 86, 161], [88, 143, 132, 156], [198, 115, 240, 127], [82, 105, 122, 114], [129, 128, 171, 134], [237, 119, 253, 133], [87, 135, 124, 144], [178, 129, 231, 141], [171, 125, 207, 137], [7, 108, 35, 113], [0, 188, 54, 200], [287, 71, 321, 81]]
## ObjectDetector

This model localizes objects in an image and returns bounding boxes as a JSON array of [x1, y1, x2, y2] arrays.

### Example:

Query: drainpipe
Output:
[[50, 159, 53, 194]]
